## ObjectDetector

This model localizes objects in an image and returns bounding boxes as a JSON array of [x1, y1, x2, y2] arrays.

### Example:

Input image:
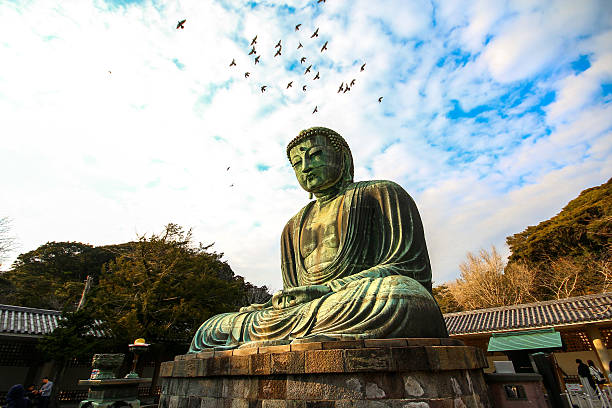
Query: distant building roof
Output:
[[0, 304, 105, 338], [444, 292, 612, 336]]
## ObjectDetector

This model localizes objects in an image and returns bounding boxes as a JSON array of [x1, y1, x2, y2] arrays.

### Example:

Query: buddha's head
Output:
[[287, 127, 354, 195]]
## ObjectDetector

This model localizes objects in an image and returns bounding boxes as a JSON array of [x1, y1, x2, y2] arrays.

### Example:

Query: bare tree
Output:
[[448, 246, 537, 310], [0, 217, 17, 266]]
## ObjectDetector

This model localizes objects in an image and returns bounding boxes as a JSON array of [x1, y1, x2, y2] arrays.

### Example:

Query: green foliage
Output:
[[1, 242, 122, 309], [37, 309, 110, 363], [89, 224, 252, 345], [432, 283, 462, 313], [507, 178, 611, 264]]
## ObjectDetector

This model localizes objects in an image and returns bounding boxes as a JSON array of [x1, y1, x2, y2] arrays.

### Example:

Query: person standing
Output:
[[6, 384, 32, 408], [588, 360, 606, 385], [576, 359, 598, 397], [37, 378, 53, 408]]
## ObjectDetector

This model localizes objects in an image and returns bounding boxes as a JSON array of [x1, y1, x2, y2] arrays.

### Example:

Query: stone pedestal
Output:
[[78, 378, 152, 408], [159, 338, 491, 407]]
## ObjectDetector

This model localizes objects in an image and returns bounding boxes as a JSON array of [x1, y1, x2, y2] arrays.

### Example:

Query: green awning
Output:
[[487, 328, 562, 352]]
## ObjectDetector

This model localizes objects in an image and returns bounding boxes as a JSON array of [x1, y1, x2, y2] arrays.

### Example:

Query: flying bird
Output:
[[254, 55, 260, 64], [295, 24, 301, 31], [304, 65, 312, 74], [275, 40, 282, 48], [230, 184, 234, 187], [350, 79, 356, 86], [313, 71, 320, 80], [302, 85, 307, 92], [229, 59, 236, 67], [250, 35, 257, 46], [287, 81, 293, 89], [176, 19, 186, 29], [108, 70, 112, 74], [300, 57, 306, 64], [337, 83, 344, 93], [244, 72, 250, 78], [297, 42, 303, 49], [360, 63, 366, 71], [344, 86, 351, 93], [311, 28, 319, 38], [378, 96, 383, 103], [226, 167, 230, 171], [313, 106, 318, 113], [274, 48, 282, 57], [318, 0, 326, 3], [248, 47, 256, 55], [320, 41, 328, 52], [261, 85, 267, 93]]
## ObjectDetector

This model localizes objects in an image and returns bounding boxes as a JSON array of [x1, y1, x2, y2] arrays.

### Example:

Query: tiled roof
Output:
[[0, 304, 105, 337], [444, 292, 612, 336]]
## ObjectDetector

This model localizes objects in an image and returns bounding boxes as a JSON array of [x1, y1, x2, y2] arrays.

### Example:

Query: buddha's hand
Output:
[[239, 298, 273, 312], [271, 285, 331, 310]]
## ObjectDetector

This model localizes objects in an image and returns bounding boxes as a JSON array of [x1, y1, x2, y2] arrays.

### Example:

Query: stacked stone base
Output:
[[159, 338, 491, 408]]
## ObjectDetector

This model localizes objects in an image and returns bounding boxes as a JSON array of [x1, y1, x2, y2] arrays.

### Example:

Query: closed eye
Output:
[[292, 160, 302, 168]]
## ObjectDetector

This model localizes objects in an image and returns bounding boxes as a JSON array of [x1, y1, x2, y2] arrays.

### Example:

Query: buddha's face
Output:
[[289, 135, 343, 193]]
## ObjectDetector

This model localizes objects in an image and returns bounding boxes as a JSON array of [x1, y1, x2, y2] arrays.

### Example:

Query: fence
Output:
[[563, 384, 612, 408]]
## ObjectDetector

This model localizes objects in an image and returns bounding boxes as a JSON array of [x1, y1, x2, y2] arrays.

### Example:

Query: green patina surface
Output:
[[190, 127, 447, 352]]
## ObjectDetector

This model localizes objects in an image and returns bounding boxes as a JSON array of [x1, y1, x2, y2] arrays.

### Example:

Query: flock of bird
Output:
[[176, 1, 383, 115]]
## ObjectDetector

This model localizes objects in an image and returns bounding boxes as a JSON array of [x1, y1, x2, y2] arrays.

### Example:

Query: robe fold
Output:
[[189, 180, 447, 352]]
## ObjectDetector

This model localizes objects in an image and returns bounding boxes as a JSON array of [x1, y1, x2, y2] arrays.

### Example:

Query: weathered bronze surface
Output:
[[189, 127, 447, 352]]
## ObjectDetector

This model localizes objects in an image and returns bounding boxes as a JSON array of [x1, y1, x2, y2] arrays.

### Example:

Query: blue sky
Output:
[[0, 0, 611, 290]]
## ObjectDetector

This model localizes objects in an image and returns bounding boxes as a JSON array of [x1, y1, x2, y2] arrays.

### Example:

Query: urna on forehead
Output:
[[286, 126, 351, 160]]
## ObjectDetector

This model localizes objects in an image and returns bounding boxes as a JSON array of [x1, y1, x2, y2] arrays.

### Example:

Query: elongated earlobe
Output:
[[309, 192, 313, 199]]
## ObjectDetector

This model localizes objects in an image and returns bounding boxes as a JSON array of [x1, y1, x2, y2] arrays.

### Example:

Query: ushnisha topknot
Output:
[[287, 127, 354, 180]]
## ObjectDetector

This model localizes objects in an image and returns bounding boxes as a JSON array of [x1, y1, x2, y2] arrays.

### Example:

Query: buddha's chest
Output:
[[300, 196, 344, 271]]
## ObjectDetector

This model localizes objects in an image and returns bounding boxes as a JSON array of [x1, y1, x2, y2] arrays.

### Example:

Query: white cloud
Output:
[[0, 0, 610, 292]]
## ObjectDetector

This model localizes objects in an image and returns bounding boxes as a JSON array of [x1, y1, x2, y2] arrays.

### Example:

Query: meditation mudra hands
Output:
[[239, 285, 331, 312]]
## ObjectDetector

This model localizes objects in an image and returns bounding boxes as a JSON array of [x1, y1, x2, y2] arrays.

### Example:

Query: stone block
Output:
[[391, 347, 429, 371], [364, 339, 408, 348], [233, 347, 259, 356], [189, 396, 202, 408], [186, 359, 203, 377], [440, 338, 463, 346], [200, 397, 222, 408], [169, 396, 189, 408], [259, 344, 291, 354], [174, 360, 188, 377], [258, 376, 287, 399], [271, 351, 305, 374], [304, 402, 335, 408], [250, 352, 272, 375], [344, 348, 390, 372], [189, 378, 223, 398], [159, 394, 170, 408], [198, 351, 215, 359], [223, 377, 258, 399], [225, 399, 249, 408], [290, 342, 323, 352], [426, 400, 454, 408], [321, 340, 363, 350], [405, 338, 441, 346], [161, 361, 175, 377], [230, 355, 251, 375], [286, 374, 364, 400], [361, 373, 404, 399], [215, 350, 234, 358], [262, 400, 287, 408], [428, 347, 468, 371], [208, 356, 231, 375], [305, 349, 344, 373], [186, 353, 198, 360]]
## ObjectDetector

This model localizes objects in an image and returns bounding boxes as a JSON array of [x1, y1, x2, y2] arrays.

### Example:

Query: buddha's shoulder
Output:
[[351, 180, 409, 194]]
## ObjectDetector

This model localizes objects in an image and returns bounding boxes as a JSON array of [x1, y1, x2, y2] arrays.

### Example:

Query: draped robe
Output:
[[189, 180, 447, 352]]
